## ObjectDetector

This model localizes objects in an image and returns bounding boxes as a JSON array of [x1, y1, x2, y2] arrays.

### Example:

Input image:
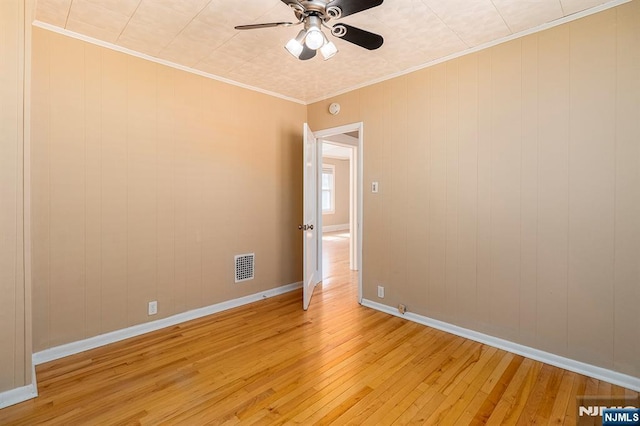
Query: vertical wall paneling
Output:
[[251, 92, 282, 296], [519, 36, 539, 346], [0, 2, 19, 387], [475, 50, 493, 328], [489, 40, 522, 341], [378, 82, 391, 304], [0, 0, 33, 395], [202, 80, 233, 302], [200, 80, 219, 301], [613, 2, 640, 377], [456, 54, 479, 328], [30, 16, 51, 352], [22, 0, 31, 387], [99, 48, 129, 335], [445, 61, 460, 322], [126, 56, 159, 326], [567, 9, 616, 368], [381, 82, 395, 300], [360, 84, 385, 302], [405, 70, 429, 312], [0, 0, 24, 391], [427, 65, 448, 318], [84, 43, 102, 338], [31, 28, 306, 351], [156, 67, 176, 317], [0, 2, 19, 385], [177, 72, 203, 312], [308, 1, 640, 378], [171, 72, 188, 314], [48, 34, 86, 347], [389, 78, 409, 308], [535, 25, 571, 356]]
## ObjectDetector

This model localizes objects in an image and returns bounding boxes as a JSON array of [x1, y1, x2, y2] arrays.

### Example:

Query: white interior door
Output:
[[302, 123, 320, 310]]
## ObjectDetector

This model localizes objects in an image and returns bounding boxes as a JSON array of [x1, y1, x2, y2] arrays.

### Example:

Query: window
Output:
[[322, 164, 335, 214]]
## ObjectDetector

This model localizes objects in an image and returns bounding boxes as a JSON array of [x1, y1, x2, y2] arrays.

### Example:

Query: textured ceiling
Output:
[[34, 0, 620, 103]]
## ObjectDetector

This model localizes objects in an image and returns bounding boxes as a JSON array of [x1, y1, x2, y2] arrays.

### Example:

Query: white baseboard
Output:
[[33, 282, 302, 365], [361, 299, 640, 392], [0, 364, 38, 409], [323, 224, 349, 233]]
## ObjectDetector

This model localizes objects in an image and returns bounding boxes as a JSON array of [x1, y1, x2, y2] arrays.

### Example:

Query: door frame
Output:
[[314, 122, 364, 303]]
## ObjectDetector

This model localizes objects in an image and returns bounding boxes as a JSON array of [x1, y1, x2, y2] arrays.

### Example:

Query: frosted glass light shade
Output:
[[320, 41, 338, 60], [285, 38, 304, 58], [305, 28, 324, 50]]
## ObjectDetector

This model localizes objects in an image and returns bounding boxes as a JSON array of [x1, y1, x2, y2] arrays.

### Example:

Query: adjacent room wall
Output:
[[0, 0, 31, 393], [30, 28, 306, 352], [309, 1, 640, 378], [322, 157, 349, 229]]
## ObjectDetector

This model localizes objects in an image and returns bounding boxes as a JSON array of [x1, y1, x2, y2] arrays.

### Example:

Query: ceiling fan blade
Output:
[[280, 0, 301, 6], [280, 0, 305, 12], [235, 22, 293, 30], [331, 24, 383, 50], [327, 0, 383, 18], [299, 45, 317, 60]]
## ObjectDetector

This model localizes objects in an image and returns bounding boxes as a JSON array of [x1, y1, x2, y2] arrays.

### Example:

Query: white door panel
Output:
[[302, 123, 320, 310]]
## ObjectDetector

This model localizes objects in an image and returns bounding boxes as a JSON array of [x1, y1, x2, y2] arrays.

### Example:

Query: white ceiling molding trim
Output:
[[306, 0, 632, 104], [31, 20, 307, 106], [32, 0, 632, 106]]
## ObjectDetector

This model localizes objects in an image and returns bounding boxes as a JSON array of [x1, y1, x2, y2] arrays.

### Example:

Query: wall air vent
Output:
[[235, 253, 255, 283]]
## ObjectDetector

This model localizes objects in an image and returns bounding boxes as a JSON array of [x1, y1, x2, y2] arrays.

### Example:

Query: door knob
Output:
[[309, 225, 314, 230]]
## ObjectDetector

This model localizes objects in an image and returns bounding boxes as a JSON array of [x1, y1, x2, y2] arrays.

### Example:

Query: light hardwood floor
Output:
[[1, 232, 637, 425]]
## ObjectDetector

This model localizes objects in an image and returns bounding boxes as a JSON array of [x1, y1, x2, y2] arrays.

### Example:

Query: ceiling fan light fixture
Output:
[[285, 38, 304, 58], [320, 41, 338, 60], [238, 0, 385, 61], [285, 29, 306, 58], [304, 27, 325, 50]]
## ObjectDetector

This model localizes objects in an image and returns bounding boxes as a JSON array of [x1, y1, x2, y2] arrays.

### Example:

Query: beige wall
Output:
[[309, 2, 640, 377], [322, 157, 349, 228], [0, 0, 31, 392], [30, 28, 306, 351]]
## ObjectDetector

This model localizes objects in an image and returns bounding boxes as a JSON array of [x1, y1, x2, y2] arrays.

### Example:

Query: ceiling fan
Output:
[[235, 0, 384, 61]]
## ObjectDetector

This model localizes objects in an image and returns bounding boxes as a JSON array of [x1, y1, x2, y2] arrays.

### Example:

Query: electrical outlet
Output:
[[372, 181, 379, 193], [148, 301, 158, 316], [377, 285, 384, 298]]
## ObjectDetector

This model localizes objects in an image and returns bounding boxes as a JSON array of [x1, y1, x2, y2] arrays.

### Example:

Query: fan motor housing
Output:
[[299, 0, 328, 13], [293, 0, 332, 21]]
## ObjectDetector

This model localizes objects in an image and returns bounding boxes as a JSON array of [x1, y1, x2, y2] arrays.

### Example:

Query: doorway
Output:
[[314, 123, 363, 303], [321, 141, 352, 291]]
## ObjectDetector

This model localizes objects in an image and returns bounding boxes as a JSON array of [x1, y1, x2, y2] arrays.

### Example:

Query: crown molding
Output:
[[31, 21, 307, 106], [306, 0, 633, 104]]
